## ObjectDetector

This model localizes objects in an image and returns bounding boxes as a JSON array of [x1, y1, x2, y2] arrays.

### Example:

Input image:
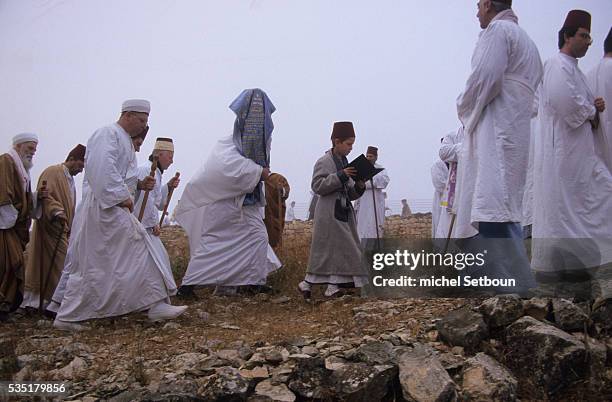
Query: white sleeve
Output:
[[0, 204, 18, 229], [457, 23, 508, 135]]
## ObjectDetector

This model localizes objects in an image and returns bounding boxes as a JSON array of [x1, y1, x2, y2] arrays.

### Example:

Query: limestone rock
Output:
[[436, 306, 488, 352], [505, 316, 588, 397], [552, 299, 588, 332], [462, 353, 517, 402], [398, 344, 457, 402], [479, 295, 524, 328], [253, 379, 296, 402], [332, 362, 397, 401]]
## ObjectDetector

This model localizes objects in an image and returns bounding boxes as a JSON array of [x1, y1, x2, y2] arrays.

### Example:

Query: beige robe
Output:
[[0, 153, 33, 313], [23, 164, 75, 304], [306, 150, 367, 278]]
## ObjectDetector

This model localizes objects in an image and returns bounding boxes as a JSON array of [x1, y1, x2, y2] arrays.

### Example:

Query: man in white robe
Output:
[[431, 159, 448, 239], [586, 27, 612, 172], [433, 127, 465, 239], [286, 201, 296, 222], [175, 89, 281, 298], [355, 146, 390, 242], [53, 100, 186, 331], [454, 0, 542, 294], [532, 11, 611, 298], [133, 137, 180, 295]]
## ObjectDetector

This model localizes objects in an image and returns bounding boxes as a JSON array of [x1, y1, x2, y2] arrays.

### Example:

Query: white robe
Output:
[[175, 135, 281, 286], [355, 165, 389, 239], [132, 165, 177, 295], [435, 127, 465, 238], [285, 206, 295, 222], [134, 166, 169, 230], [454, 12, 543, 239], [56, 123, 174, 321], [532, 53, 612, 272], [431, 159, 448, 238], [521, 102, 540, 228], [587, 57, 612, 172]]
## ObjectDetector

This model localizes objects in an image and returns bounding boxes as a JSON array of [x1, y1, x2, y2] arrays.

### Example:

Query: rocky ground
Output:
[[1, 221, 611, 401]]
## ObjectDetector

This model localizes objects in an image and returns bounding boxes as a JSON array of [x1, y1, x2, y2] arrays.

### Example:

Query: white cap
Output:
[[154, 137, 174, 152], [121, 99, 151, 114], [12, 132, 39, 145]]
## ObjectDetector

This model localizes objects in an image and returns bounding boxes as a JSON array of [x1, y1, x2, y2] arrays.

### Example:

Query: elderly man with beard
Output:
[[0, 133, 46, 321], [20, 144, 85, 315]]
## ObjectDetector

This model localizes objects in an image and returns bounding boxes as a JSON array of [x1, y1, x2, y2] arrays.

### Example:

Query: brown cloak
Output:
[[24, 164, 75, 303], [0, 153, 33, 313]]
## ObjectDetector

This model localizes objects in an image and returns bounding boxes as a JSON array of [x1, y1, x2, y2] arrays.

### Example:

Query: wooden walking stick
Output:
[[443, 214, 456, 254], [159, 172, 180, 227], [138, 156, 158, 222], [370, 179, 381, 251], [37, 180, 47, 311], [277, 187, 284, 251]]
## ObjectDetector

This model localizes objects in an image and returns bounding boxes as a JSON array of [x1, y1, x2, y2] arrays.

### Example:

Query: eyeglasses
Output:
[[577, 32, 593, 43]]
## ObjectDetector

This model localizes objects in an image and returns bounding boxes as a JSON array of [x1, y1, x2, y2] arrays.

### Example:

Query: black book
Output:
[[346, 154, 384, 182]]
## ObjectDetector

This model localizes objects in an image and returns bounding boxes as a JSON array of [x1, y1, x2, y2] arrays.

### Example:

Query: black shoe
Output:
[[43, 309, 57, 319], [177, 285, 197, 299]]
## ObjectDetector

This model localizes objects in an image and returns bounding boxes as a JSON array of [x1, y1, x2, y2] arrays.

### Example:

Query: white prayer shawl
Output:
[[532, 53, 612, 272], [431, 159, 449, 238], [355, 165, 390, 239], [587, 57, 612, 172], [56, 123, 174, 321], [454, 10, 543, 239], [176, 135, 280, 286]]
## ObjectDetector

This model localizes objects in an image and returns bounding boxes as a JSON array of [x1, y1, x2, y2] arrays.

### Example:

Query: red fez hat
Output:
[[67, 144, 86, 161], [331, 121, 356, 141], [133, 125, 149, 140], [366, 146, 378, 156], [563, 10, 591, 31]]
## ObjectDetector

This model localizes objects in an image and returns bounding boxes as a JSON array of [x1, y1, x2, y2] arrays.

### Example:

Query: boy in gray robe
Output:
[[298, 122, 367, 299]]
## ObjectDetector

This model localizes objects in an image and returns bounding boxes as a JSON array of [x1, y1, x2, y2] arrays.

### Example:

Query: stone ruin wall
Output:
[[161, 214, 433, 260]]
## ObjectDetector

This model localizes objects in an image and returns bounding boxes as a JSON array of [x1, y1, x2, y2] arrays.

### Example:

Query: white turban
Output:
[[121, 99, 151, 114], [12, 132, 39, 145]]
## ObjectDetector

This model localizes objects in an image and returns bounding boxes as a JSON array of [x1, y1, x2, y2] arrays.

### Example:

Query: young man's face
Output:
[[334, 137, 355, 157], [66, 158, 85, 176], [566, 27, 592, 58], [366, 153, 378, 164]]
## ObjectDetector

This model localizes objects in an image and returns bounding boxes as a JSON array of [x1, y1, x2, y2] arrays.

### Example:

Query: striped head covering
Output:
[[229, 88, 276, 205], [230, 88, 276, 167]]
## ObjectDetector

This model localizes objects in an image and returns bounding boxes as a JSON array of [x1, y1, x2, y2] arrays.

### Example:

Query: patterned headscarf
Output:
[[229, 88, 276, 205]]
